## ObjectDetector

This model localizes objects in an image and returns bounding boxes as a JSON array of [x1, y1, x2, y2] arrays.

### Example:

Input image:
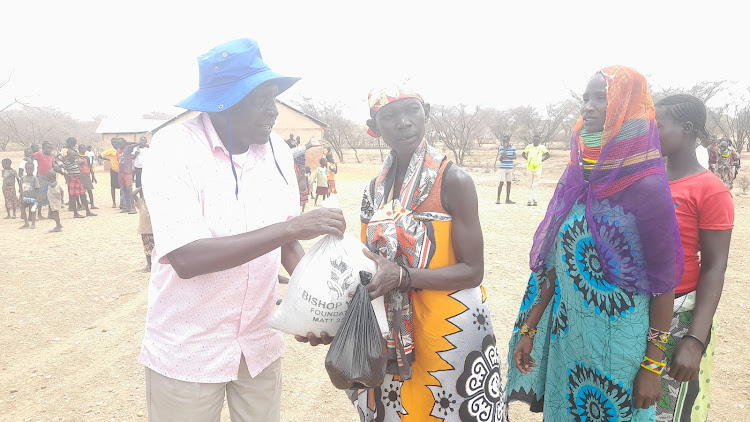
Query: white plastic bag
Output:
[[321, 194, 339, 209], [271, 233, 389, 337]]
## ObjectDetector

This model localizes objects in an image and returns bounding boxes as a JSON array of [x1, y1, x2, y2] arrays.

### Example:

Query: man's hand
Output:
[[305, 138, 323, 150], [286, 207, 346, 240]]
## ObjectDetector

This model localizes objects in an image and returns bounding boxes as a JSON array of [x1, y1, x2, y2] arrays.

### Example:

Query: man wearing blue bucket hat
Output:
[[139, 38, 345, 421]]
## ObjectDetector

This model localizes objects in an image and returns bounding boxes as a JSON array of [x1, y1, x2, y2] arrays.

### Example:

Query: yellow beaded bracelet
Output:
[[640, 355, 666, 374], [520, 323, 538, 339]]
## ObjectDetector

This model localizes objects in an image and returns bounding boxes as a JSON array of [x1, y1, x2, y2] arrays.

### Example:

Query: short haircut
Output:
[[65, 137, 77, 147], [1, 158, 10, 167], [656, 94, 709, 138]]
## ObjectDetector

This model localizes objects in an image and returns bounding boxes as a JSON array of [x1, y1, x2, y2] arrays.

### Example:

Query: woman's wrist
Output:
[[682, 333, 707, 352], [520, 322, 538, 339]]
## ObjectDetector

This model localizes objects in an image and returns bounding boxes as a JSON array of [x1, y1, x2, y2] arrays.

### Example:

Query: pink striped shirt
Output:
[[139, 113, 299, 382]]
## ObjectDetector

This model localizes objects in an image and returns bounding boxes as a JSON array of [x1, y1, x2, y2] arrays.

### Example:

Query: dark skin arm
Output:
[[167, 208, 345, 279], [297, 165, 485, 346], [363, 165, 484, 298], [281, 240, 305, 275], [632, 290, 674, 409], [668, 229, 731, 382], [542, 152, 551, 161], [89, 157, 97, 183], [513, 269, 556, 374]]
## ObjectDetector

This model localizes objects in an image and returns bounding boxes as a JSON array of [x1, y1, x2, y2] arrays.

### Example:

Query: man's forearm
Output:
[[168, 221, 294, 279]]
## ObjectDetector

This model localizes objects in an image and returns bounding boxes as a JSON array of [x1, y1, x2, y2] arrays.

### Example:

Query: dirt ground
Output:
[[1, 146, 748, 421]]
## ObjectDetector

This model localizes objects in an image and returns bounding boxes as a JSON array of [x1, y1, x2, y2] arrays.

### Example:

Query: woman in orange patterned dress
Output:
[[347, 86, 504, 422]]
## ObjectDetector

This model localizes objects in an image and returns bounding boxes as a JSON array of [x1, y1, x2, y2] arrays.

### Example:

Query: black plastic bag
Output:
[[325, 272, 387, 390]]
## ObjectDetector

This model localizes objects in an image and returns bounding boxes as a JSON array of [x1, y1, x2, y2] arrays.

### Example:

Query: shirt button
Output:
[[221, 52, 228, 58], [214, 65, 220, 71], [219, 105, 224, 110]]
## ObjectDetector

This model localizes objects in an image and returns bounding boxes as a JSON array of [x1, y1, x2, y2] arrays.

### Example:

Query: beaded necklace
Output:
[[579, 130, 603, 181]]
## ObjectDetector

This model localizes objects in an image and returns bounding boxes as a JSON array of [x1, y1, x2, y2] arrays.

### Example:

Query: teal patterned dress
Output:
[[505, 201, 655, 421]]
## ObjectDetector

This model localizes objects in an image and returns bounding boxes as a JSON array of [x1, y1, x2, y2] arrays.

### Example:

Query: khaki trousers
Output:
[[528, 169, 542, 203], [145, 356, 281, 422]]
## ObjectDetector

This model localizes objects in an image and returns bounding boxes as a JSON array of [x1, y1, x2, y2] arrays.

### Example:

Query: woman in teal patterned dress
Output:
[[505, 66, 684, 421]]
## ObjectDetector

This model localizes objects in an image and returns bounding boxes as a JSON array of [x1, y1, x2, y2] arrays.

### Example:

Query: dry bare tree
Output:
[[428, 104, 488, 166], [539, 99, 580, 146], [709, 87, 750, 153], [296, 98, 356, 163], [651, 80, 726, 104], [0, 106, 99, 150], [486, 108, 522, 142]]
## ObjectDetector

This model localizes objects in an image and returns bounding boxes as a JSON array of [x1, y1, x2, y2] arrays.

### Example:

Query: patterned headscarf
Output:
[[529, 66, 684, 294], [366, 85, 424, 137]]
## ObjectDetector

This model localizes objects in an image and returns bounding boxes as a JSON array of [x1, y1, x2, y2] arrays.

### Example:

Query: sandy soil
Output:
[[1, 147, 748, 421]]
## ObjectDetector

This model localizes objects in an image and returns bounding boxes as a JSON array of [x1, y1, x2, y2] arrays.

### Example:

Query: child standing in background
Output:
[[314, 157, 329, 206], [132, 186, 153, 272], [2, 158, 19, 219], [77, 144, 98, 210], [63, 149, 96, 218], [326, 156, 338, 196], [45, 170, 64, 232], [297, 165, 311, 213], [19, 161, 39, 229]]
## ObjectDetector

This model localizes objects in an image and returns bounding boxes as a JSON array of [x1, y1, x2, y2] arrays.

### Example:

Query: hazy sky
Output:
[[2, 0, 748, 124]]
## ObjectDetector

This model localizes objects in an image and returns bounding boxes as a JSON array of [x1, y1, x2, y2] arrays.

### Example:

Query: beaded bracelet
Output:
[[640, 355, 666, 375], [647, 327, 671, 344], [649, 339, 666, 352], [520, 323, 538, 339]]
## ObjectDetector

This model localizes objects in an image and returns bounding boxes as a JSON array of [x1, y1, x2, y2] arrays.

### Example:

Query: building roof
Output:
[[151, 110, 199, 134], [276, 100, 329, 128], [95, 118, 169, 134]]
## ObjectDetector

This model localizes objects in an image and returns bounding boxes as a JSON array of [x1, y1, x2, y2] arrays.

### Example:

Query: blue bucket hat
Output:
[[176, 38, 300, 112]]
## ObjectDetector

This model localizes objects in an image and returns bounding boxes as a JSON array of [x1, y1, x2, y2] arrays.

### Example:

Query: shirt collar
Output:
[[200, 112, 229, 155], [198, 112, 271, 170]]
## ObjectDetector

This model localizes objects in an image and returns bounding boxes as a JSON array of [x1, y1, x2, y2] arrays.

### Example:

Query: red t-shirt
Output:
[[117, 144, 136, 174], [34, 151, 55, 178], [670, 170, 734, 294]]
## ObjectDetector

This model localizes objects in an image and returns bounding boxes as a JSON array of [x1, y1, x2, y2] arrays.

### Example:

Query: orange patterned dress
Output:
[[352, 141, 504, 422]]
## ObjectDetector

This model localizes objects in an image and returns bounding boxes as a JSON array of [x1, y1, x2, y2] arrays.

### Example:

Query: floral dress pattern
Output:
[[506, 201, 655, 421]]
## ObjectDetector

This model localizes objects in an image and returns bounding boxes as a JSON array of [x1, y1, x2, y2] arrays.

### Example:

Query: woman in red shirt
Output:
[[656, 94, 734, 420]]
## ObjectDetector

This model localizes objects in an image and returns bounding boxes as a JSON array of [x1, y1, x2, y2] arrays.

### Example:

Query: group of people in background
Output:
[[285, 132, 338, 211], [695, 136, 742, 189], [496, 134, 550, 206], [3, 139, 98, 230], [100, 136, 150, 214], [1, 135, 154, 271], [497, 130, 742, 208]]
